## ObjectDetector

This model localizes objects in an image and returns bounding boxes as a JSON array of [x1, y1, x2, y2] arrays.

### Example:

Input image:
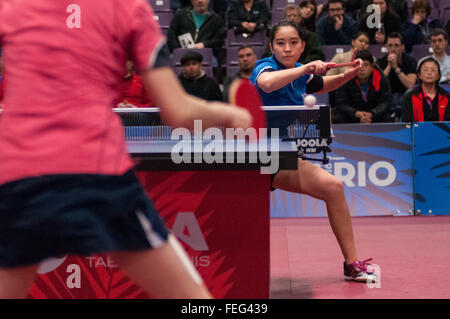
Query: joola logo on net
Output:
[[171, 212, 210, 267], [324, 160, 397, 187]]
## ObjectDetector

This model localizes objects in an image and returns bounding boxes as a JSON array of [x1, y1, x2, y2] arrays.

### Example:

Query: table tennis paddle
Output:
[[228, 78, 266, 140]]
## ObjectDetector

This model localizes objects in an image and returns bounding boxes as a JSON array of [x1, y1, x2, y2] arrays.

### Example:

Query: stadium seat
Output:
[[153, 11, 173, 34], [272, 0, 302, 12], [227, 29, 267, 47], [369, 44, 388, 60], [271, 10, 285, 26], [322, 45, 352, 61], [412, 45, 434, 61], [147, 0, 171, 12]]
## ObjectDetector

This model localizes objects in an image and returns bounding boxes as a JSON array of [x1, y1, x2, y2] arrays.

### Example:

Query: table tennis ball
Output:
[[304, 94, 316, 107]]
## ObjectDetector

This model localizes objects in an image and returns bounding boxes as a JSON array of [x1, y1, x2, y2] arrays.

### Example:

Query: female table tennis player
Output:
[[0, 0, 251, 299], [250, 20, 377, 283]]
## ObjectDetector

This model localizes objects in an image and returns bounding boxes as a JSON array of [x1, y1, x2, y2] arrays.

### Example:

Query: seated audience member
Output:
[[401, 0, 442, 53], [178, 51, 223, 101], [167, 0, 225, 57], [356, 0, 408, 22], [115, 61, 154, 108], [418, 29, 450, 84], [299, 0, 320, 32], [334, 50, 393, 123], [316, 0, 359, 45], [402, 57, 450, 122], [360, 0, 402, 45], [223, 45, 258, 102], [327, 32, 370, 76], [377, 32, 417, 120], [227, 0, 270, 36], [264, 5, 325, 63]]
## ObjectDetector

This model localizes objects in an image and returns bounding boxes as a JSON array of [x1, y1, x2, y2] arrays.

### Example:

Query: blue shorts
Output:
[[0, 170, 169, 268]]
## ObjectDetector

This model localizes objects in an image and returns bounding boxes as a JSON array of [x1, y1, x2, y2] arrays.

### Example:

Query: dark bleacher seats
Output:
[[226, 29, 267, 47], [412, 45, 434, 61], [271, 10, 285, 26], [370, 44, 388, 60], [153, 11, 173, 35], [322, 45, 352, 61], [148, 0, 171, 12], [272, 0, 302, 12]]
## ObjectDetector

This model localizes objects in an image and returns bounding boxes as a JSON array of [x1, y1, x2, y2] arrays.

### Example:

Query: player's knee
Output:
[[323, 176, 344, 199]]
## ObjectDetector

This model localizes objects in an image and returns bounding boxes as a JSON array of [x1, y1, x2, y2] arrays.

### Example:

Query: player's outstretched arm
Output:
[[142, 67, 252, 130], [317, 58, 363, 94]]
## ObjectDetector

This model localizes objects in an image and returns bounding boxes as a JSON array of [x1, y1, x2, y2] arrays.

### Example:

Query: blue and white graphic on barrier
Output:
[[271, 123, 414, 217], [413, 122, 450, 215]]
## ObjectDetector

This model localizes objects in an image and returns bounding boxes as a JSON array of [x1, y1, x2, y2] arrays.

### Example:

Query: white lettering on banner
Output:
[[66, 4, 81, 29], [171, 212, 209, 251], [85, 256, 118, 268], [332, 161, 396, 187], [66, 264, 81, 289]]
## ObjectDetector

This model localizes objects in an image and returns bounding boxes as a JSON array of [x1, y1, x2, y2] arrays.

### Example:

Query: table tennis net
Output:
[[115, 106, 332, 142]]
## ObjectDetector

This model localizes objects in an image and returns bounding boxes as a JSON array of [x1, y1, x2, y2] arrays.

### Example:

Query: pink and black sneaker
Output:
[[344, 258, 378, 283]]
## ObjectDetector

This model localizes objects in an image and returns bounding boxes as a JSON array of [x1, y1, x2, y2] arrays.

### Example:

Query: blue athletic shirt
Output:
[[250, 55, 324, 106]]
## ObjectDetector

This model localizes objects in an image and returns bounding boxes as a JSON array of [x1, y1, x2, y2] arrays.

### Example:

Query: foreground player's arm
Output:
[[142, 67, 252, 130]]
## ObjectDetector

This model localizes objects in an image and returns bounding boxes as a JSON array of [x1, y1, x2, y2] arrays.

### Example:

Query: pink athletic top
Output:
[[0, 0, 165, 185]]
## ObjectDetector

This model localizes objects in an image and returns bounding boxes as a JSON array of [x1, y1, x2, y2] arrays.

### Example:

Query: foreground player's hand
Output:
[[225, 104, 253, 130]]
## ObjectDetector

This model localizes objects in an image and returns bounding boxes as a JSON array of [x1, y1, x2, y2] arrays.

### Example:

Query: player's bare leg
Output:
[[273, 158, 358, 264], [0, 265, 38, 299], [110, 234, 212, 299]]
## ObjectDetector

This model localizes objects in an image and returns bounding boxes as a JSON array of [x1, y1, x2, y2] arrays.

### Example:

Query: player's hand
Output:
[[223, 103, 253, 130], [343, 58, 362, 79], [304, 60, 329, 75]]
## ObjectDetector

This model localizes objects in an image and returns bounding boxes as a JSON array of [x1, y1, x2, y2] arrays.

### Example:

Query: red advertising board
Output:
[[28, 170, 270, 299]]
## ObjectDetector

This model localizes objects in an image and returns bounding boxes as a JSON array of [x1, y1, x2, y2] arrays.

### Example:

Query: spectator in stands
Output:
[[114, 61, 154, 108], [353, 0, 408, 21], [327, 31, 370, 76], [418, 29, 450, 84], [263, 4, 325, 63], [227, 0, 271, 36], [167, 0, 226, 57], [377, 32, 417, 121], [334, 50, 393, 123], [402, 57, 450, 122], [178, 51, 223, 101], [223, 45, 258, 102], [401, 0, 442, 53], [315, 0, 359, 45], [360, 0, 402, 45], [299, 0, 320, 32]]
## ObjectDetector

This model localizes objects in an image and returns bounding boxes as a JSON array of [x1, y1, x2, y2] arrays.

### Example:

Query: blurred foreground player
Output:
[[0, 0, 251, 299]]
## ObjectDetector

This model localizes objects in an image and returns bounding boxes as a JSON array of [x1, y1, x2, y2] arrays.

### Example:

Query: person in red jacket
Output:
[[402, 57, 450, 122], [115, 61, 154, 107]]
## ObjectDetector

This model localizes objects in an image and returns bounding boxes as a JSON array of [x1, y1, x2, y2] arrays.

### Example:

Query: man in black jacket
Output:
[[334, 50, 393, 123], [178, 51, 223, 101], [167, 0, 226, 57], [227, 0, 271, 36]]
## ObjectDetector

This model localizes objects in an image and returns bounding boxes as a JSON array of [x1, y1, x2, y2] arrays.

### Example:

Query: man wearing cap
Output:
[[178, 51, 223, 101]]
